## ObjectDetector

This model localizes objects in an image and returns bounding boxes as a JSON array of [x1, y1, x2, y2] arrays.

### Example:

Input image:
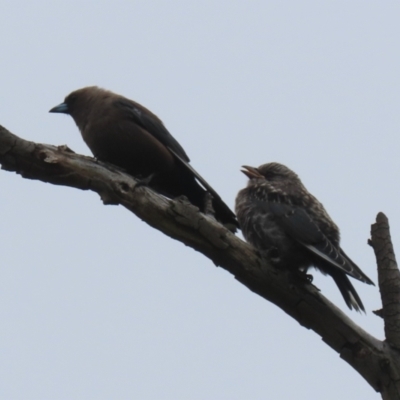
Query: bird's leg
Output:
[[298, 266, 314, 283], [293, 268, 314, 284], [267, 247, 281, 262], [285, 270, 314, 289], [267, 253, 313, 284], [134, 173, 156, 189], [304, 273, 313, 283], [92, 156, 130, 176]]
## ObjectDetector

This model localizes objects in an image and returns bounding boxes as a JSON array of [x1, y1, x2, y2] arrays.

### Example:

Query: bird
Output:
[[235, 162, 374, 312], [49, 86, 238, 232]]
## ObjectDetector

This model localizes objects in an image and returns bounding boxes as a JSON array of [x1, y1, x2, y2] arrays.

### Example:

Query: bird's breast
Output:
[[235, 190, 311, 268], [80, 116, 176, 177]]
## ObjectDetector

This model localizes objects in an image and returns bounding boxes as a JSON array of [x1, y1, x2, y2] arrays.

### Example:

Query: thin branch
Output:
[[0, 125, 395, 396], [370, 213, 400, 349]]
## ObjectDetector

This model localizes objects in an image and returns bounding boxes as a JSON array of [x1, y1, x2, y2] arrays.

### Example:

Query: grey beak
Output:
[[241, 165, 264, 179], [49, 102, 69, 114]]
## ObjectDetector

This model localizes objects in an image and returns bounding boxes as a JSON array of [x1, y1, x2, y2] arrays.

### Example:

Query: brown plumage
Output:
[[235, 162, 374, 312], [50, 86, 238, 231]]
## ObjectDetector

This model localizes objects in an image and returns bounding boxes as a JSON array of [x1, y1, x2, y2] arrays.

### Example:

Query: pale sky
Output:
[[1, 1, 397, 399]]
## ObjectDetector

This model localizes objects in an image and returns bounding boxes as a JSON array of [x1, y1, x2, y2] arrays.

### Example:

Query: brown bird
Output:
[[235, 162, 374, 312], [50, 86, 238, 231]]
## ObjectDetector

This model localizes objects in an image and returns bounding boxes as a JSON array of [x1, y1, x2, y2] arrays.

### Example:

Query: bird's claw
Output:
[[134, 173, 156, 189]]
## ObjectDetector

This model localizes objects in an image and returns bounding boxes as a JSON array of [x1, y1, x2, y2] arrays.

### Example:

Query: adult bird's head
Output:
[[49, 86, 108, 131]]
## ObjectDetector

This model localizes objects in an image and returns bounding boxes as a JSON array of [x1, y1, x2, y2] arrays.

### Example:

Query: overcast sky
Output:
[[1, 1, 397, 399]]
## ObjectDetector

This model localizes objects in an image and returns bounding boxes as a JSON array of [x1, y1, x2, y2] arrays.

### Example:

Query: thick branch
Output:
[[0, 125, 392, 396]]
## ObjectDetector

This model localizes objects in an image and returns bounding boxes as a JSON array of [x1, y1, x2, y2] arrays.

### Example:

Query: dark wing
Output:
[[265, 201, 374, 285], [114, 99, 190, 162], [115, 99, 234, 213], [167, 147, 231, 208], [115, 99, 238, 228]]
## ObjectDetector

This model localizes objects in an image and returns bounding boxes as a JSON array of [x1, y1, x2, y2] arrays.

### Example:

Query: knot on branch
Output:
[[169, 197, 230, 250]]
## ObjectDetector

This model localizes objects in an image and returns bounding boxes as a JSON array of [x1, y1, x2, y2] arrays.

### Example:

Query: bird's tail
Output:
[[181, 168, 239, 232], [330, 270, 365, 312], [168, 149, 239, 232]]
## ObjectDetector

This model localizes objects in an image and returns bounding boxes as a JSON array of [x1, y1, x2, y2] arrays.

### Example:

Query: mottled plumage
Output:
[[50, 86, 238, 231], [235, 162, 374, 312]]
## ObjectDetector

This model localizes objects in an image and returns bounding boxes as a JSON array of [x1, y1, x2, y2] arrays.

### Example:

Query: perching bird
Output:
[[235, 162, 374, 312], [49, 86, 238, 231]]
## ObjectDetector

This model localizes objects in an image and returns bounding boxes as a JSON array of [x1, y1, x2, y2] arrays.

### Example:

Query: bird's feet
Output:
[[266, 248, 282, 264], [134, 173, 156, 189], [294, 270, 313, 284]]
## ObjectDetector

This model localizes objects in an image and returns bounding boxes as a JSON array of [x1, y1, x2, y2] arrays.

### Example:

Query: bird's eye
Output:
[[66, 94, 78, 105], [263, 172, 274, 179]]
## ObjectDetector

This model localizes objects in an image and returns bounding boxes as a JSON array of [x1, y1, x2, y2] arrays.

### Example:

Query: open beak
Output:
[[241, 165, 264, 179]]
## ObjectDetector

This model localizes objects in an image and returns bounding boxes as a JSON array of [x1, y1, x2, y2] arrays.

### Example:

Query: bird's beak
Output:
[[49, 102, 69, 114], [241, 165, 264, 179]]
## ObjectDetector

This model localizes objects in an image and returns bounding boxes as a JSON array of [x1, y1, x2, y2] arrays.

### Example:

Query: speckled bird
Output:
[[235, 162, 374, 312]]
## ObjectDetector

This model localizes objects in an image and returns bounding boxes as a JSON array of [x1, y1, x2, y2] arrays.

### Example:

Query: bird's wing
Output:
[[264, 201, 373, 284], [115, 99, 237, 227], [114, 99, 190, 162], [167, 147, 227, 205]]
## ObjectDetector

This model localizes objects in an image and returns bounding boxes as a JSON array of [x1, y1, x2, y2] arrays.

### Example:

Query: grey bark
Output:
[[1, 125, 399, 399]]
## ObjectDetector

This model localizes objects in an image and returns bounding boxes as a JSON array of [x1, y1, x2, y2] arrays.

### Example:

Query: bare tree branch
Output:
[[369, 214, 400, 399], [1, 124, 399, 398], [370, 213, 400, 349]]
